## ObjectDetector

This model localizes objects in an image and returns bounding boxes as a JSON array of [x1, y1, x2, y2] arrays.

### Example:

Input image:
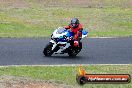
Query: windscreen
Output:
[[57, 28, 66, 34]]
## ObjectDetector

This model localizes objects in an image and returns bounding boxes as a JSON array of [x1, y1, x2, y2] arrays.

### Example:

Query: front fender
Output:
[[50, 40, 56, 44], [50, 40, 57, 50]]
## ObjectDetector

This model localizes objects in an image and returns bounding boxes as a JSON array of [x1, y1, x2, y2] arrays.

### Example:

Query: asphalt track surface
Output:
[[0, 38, 132, 65]]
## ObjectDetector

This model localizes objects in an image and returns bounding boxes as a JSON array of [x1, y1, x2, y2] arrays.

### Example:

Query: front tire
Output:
[[43, 42, 53, 57]]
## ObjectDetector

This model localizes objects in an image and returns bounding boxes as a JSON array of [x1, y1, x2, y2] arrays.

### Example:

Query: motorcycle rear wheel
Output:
[[68, 42, 82, 57], [68, 47, 78, 57]]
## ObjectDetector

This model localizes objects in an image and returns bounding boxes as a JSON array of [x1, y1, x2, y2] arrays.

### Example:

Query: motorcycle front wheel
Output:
[[43, 42, 53, 57]]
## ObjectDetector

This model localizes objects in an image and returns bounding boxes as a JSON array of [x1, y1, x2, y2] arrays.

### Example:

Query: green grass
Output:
[[0, 65, 132, 88], [0, 0, 132, 38]]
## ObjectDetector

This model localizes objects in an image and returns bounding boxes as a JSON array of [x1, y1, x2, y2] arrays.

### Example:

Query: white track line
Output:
[[0, 64, 131, 67]]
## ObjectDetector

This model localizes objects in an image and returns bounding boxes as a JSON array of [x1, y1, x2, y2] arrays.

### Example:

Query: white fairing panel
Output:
[[55, 43, 70, 53], [52, 27, 67, 38], [82, 34, 87, 38]]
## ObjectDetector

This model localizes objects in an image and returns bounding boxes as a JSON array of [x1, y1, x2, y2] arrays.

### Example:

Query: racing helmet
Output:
[[70, 18, 79, 28]]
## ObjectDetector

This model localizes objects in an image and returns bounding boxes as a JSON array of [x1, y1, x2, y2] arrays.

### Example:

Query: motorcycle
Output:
[[43, 27, 88, 57]]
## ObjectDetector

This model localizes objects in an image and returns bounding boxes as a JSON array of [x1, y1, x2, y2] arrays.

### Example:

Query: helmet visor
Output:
[[71, 23, 76, 27]]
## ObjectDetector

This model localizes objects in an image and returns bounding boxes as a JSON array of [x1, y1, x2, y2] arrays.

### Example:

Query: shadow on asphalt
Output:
[[43, 55, 83, 59]]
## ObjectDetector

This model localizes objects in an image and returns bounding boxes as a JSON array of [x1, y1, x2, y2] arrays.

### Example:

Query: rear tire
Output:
[[43, 42, 53, 57], [68, 47, 78, 57], [68, 42, 82, 57]]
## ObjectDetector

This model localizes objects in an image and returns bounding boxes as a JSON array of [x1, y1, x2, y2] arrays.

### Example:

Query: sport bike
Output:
[[43, 27, 88, 57]]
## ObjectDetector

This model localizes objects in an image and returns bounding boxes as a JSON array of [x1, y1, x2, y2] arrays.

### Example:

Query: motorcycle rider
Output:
[[64, 18, 83, 47]]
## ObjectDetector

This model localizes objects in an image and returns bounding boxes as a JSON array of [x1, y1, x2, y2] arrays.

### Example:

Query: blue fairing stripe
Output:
[[66, 31, 73, 37]]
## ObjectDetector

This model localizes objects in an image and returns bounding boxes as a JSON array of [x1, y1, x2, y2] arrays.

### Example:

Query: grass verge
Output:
[[0, 65, 132, 88], [0, 0, 132, 38]]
